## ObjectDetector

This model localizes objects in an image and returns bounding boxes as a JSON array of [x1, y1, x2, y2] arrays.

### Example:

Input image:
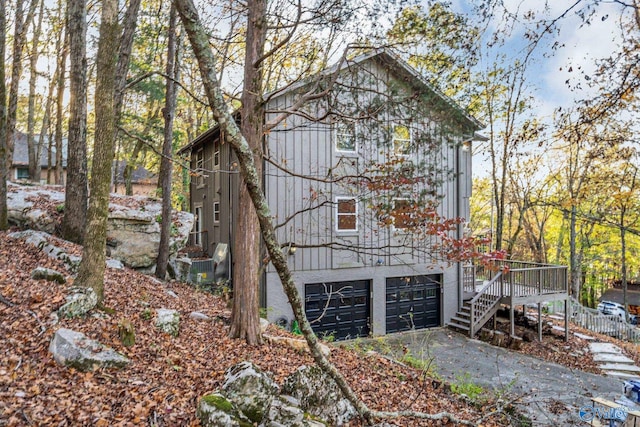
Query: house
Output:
[[11, 131, 67, 184], [112, 160, 158, 196], [178, 48, 569, 340]]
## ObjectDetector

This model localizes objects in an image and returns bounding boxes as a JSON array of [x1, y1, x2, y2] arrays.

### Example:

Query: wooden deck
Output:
[[456, 260, 569, 339]]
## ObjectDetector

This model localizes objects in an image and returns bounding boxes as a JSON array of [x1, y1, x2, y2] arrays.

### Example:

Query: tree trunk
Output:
[[156, 4, 179, 280], [569, 205, 580, 298], [54, 28, 67, 186], [27, 0, 45, 183], [227, 0, 266, 345], [75, 0, 120, 304], [621, 210, 628, 321], [0, 0, 7, 230], [62, 0, 88, 243], [6, 0, 38, 164]]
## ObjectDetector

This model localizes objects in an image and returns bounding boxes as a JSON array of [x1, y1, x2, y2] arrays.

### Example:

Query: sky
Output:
[[450, 0, 628, 119]]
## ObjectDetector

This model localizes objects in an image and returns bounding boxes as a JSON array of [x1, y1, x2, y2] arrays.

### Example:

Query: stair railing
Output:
[[469, 272, 503, 337]]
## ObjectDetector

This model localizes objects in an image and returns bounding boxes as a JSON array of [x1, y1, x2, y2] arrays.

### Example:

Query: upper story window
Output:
[[195, 149, 205, 187], [213, 141, 220, 169], [392, 124, 411, 157], [391, 198, 414, 230], [335, 121, 356, 153], [336, 197, 358, 232]]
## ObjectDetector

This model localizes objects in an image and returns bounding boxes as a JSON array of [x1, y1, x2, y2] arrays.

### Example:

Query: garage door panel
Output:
[[305, 280, 370, 341], [386, 275, 441, 334]]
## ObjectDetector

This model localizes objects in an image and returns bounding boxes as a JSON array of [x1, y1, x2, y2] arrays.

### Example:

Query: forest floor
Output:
[[0, 227, 637, 426]]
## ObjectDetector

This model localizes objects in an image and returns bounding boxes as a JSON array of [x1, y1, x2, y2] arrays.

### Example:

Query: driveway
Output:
[[376, 328, 623, 426]]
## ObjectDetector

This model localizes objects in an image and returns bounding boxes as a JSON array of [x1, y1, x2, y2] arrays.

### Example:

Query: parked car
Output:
[[598, 300, 637, 324]]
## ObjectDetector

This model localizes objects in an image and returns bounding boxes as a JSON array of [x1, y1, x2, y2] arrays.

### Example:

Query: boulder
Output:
[[6, 183, 194, 271], [58, 287, 98, 318], [190, 311, 210, 321], [282, 365, 356, 426], [221, 361, 280, 423], [10, 230, 81, 272], [156, 308, 180, 337], [196, 393, 251, 427], [260, 395, 326, 427], [49, 328, 129, 372], [31, 267, 66, 284]]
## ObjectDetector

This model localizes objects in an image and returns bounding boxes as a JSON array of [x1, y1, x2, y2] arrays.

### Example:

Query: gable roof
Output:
[[12, 131, 68, 168], [178, 47, 484, 155], [266, 48, 483, 130]]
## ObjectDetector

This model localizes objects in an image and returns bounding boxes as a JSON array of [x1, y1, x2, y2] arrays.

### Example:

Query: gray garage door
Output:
[[386, 275, 441, 333], [305, 280, 370, 341]]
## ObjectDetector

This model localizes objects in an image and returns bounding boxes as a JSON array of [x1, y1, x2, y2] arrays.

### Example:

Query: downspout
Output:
[[457, 137, 472, 311]]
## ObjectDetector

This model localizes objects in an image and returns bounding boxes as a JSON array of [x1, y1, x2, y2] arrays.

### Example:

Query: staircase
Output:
[[448, 301, 472, 335], [450, 260, 571, 338]]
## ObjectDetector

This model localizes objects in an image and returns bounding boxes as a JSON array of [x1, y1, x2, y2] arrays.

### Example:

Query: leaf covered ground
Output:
[[1, 228, 636, 426], [0, 230, 515, 426]]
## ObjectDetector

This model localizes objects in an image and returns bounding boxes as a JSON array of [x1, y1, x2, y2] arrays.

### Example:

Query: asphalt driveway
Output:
[[376, 328, 623, 426]]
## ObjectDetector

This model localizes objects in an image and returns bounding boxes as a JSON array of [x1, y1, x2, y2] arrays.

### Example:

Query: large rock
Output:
[[58, 287, 98, 318], [196, 393, 252, 427], [221, 362, 280, 424], [6, 183, 194, 270], [282, 365, 356, 426], [49, 328, 129, 371], [9, 230, 81, 272], [260, 395, 325, 427], [31, 266, 66, 284], [156, 308, 180, 337]]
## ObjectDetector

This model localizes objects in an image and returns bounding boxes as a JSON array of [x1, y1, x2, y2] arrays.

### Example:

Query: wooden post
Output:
[[564, 298, 569, 342], [538, 302, 542, 342]]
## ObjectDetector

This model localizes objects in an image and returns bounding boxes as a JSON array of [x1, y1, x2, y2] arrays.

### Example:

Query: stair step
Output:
[[450, 316, 470, 325], [448, 323, 470, 333]]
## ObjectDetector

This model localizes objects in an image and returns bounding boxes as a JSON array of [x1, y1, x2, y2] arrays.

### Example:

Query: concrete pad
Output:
[[589, 342, 624, 354], [573, 332, 596, 340], [593, 353, 635, 364], [598, 363, 640, 373]]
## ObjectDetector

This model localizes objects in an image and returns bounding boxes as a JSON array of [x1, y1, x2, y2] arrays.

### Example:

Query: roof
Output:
[[178, 48, 484, 154], [112, 160, 158, 185], [600, 288, 640, 307], [12, 131, 68, 168]]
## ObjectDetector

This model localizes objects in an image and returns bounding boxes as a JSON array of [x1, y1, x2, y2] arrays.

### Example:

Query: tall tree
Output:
[[27, 0, 45, 182], [75, 0, 120, 303], [6, 0, 38, 162], [227, 0, 267, 344], [156, 4, 180, 280], [0, 0, 7, 230], [62, 0, 88, 243]]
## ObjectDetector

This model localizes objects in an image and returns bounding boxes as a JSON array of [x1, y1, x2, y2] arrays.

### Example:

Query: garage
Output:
[[305, 280, 370, 341], [386, 274, 441, 333]]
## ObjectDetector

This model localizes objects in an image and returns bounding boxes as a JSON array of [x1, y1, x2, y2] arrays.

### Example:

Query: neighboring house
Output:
[[11, 131, 67, 184], [179, 49, 564, 340], [112, 160, 158, 196]]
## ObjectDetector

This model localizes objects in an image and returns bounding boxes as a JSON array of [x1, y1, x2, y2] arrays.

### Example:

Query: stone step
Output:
[[589, 342, 624, 354], [593, 353, 635, 364], [598, 363, 640, 373]]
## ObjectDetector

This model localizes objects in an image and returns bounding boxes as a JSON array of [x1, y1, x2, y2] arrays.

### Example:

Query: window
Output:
[[16, 168, 29, 180], [336, 197, 357, 231], [195, 149, 205, 187], [213, 202, 220, 223], [392, 198, 414, 230], [335, 121, 356, 153], [213, 144, 220, 169], [194, 206, 203, 246], [392, 124, 411, 156]]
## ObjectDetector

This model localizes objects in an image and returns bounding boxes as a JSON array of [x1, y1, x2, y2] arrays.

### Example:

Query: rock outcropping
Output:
[[7, 183, 194, 272]]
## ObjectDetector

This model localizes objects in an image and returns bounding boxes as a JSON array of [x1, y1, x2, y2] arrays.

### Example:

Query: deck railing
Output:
[[466, 259, 568, 336]]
